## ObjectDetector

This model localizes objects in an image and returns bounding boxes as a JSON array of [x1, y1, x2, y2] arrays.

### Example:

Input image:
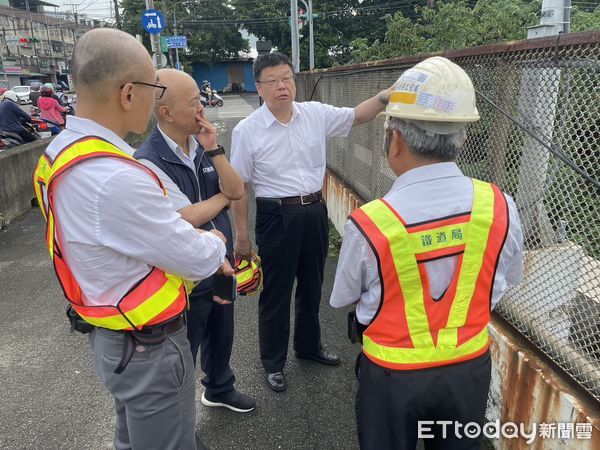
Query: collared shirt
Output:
[[330, 162, 524, 324], [231, 101, 355, 197], [137, 126, 200, 211], [42, 116, 226, 307]]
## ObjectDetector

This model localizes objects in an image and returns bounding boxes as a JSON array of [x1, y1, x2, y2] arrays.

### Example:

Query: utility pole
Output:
[[24, 0, 41, 73], [298, 0, 314, 70], [145, 0, 163, 69], [290, 0, 299, 72], [10, 16, 22, 68], [113, 0, 121, 29], [173, 11, 180, 70], [516, 0, 572, 244]]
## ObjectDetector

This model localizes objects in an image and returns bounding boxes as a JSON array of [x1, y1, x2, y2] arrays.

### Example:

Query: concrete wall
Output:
[[323, 168, 600, 448], [0, 139, 50, 226]]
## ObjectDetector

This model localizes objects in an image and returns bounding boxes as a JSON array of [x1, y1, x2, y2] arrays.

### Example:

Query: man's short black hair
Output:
[[253, 52, 294, 81]]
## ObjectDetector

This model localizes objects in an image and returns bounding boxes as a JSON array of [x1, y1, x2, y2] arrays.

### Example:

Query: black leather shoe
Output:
[[266, 371, 287, 392], [295, 348, 341, 366]]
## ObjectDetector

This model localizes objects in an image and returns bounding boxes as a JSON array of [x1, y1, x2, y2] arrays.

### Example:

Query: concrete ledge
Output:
[[0, 138, 51, 226], [324, 168, 599, 448]]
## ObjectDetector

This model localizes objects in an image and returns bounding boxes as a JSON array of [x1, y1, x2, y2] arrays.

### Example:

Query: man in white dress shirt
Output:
[[231, 52, 395, 392], [34, 29, 230, 449], [330, 57, 524, 449]]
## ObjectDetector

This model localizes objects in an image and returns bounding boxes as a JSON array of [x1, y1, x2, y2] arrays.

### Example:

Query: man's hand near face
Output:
[[195, 108, 218, 150]]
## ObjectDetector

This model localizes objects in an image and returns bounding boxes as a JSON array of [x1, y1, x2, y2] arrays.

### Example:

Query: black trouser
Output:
[[186, 290, 235, 396], [255, 198, 329, 373], [356, 351, 492, 450]]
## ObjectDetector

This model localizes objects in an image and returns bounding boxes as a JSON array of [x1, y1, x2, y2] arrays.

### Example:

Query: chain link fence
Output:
[[296, 30, 600, 403]]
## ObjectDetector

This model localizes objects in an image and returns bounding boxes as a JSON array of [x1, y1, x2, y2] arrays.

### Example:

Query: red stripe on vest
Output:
[[351, 208, 414, 348], [415, 244, 466, 262], [457, 184, 508, 346]]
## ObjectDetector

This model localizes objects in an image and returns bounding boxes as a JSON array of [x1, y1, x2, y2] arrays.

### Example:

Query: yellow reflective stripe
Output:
[[81, 311, 133, 330], [79, 273, 185, 330], [407, 223, 468, 254], [46, 211, 55, 258], [362, 200, 434, 348], [437, 180, 494, 347], [363, 327, 489, 364], [33, 157, 49, 220], [47, 139, 133, 185], [183, 279, 197, 293]]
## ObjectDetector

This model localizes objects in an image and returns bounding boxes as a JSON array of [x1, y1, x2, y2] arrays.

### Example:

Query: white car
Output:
[[12, 86, 31, 104]]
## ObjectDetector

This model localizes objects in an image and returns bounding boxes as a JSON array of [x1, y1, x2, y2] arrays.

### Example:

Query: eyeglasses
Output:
[[120, 81, 167, 100], [257, 75, 295, 87]]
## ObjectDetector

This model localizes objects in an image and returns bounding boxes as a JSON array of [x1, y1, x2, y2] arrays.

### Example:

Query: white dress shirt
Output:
[[136, 126, 199, 211], [330, 162, 524, 324], [231, 101, 355, 197], [42, 116, 226, 307]]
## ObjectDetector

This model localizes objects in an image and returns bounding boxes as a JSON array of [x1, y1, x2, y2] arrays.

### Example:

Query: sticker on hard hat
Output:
[[416, 93, 455, 112], [390, 91, 417, 105], [399, 69, 429, 83], [395, 81, 421, 94]]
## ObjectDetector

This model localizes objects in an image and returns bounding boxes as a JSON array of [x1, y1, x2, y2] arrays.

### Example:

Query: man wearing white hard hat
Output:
[[330, 57, 524, 449]]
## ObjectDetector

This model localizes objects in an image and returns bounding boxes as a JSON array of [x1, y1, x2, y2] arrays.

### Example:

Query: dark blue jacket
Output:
[[134, 128, 233, 297], [0, 99, 30, 132]]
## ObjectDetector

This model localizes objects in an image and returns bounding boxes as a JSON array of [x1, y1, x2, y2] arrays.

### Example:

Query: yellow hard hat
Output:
[[383, 57, 479, 134], [234, 253, 263, 296]]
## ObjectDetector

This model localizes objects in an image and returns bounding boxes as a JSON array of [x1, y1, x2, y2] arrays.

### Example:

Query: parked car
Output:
[[12, 86, 32, 104]]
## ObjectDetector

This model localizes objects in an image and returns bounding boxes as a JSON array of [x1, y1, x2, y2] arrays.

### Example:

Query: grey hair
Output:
[[386, 118, 467, 161]]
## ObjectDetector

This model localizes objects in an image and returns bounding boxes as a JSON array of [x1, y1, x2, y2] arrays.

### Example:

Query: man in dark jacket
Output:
[[135, 69, 255, 413], [0, 91, 37, 142]]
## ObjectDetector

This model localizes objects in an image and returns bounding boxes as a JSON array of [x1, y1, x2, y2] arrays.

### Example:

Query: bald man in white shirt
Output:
[[34, 29, 229, 449], [231, 52, 395, 392]]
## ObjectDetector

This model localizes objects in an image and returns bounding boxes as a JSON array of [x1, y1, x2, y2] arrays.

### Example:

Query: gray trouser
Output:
[[89, 326, 198, 450]]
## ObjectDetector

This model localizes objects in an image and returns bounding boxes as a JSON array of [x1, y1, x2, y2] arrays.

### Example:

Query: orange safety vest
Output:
[[350, 179, 509, 370], [33, 136, 190, 331]]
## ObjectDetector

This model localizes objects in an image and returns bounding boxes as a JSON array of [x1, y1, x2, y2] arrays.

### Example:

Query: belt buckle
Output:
[[300, 194, 311, 205]]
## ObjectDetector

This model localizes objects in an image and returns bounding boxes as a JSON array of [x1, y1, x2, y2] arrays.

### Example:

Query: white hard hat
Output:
[[383, 57, 479, 134], [3, 90, 18, 103]]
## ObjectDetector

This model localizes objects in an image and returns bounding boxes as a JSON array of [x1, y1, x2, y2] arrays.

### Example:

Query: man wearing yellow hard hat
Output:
[[330, 56, 524, 449]]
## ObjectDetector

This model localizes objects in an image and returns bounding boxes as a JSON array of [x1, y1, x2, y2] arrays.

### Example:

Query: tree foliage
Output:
[[350, 0, 544, 63], [119, 0, 249, 67], [350, 0, 600, 64], [571, 5, 600, 32], [231, 0, 431, 69]]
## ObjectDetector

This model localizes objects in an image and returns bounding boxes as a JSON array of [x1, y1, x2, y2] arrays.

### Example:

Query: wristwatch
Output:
[[205, 145, 225, 157]]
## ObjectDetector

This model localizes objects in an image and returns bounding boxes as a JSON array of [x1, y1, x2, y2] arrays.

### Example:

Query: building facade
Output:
[[0, 0, 96, 89]]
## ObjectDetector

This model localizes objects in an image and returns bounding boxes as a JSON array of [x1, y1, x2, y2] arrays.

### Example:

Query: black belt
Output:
[[260, 191, 322, 206], [114, 314, 186, 374], [135, 314, 186, 337]]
